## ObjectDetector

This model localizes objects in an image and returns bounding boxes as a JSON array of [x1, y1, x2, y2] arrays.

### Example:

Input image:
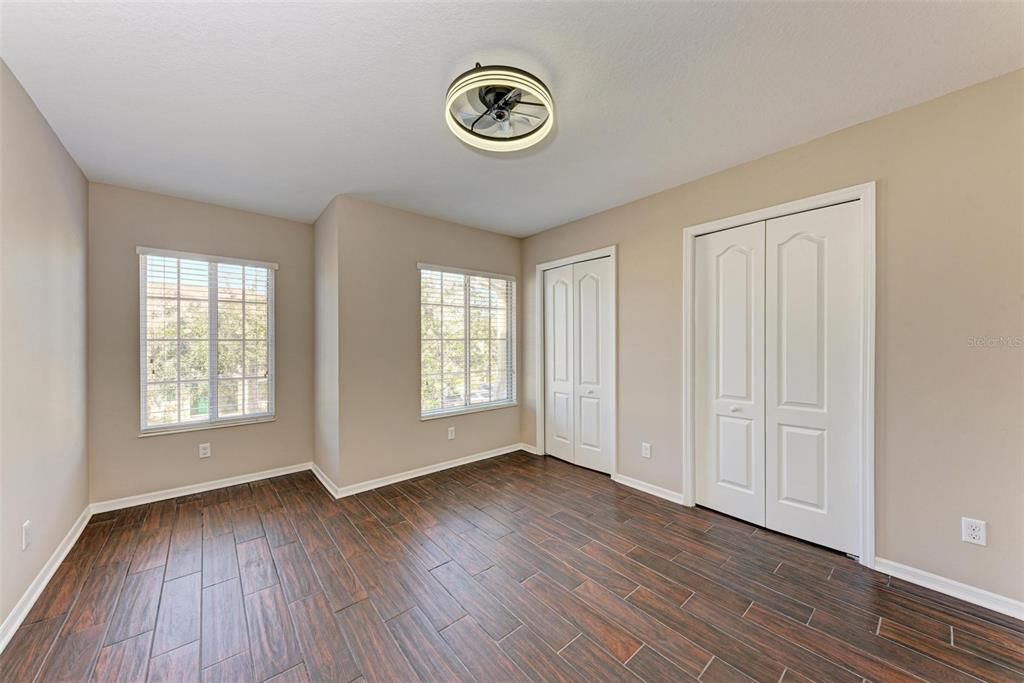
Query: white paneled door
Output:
[[765, 202, 862, 554], [695, 202, 863, 554], [695, 222, 766, 526], [544, 257, 615, 474], [544, 264, 575, 463]]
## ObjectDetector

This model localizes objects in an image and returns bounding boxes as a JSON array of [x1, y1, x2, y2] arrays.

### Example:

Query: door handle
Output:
[[729, 405, 741, 413]]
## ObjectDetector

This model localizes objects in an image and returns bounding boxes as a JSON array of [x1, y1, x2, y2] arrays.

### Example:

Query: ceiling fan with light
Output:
[[445, 63, 554, 153]]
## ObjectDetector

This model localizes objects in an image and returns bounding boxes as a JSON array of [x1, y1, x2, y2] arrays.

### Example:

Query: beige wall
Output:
[[314, 197, 522, 487], [522, 69, 1024, 600], [87, 184, 314, 502], [313, 199, 341, 481], [0, 62, 89, 619]]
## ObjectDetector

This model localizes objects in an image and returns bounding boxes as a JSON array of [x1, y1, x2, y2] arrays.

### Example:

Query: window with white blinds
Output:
[[138, 247, 276, 434], [419, 265, 516, 418]]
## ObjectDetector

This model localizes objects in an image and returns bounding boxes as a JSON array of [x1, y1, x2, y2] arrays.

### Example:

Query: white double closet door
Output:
[[544, 257, 614, 474], [695, 201, 862, 554]]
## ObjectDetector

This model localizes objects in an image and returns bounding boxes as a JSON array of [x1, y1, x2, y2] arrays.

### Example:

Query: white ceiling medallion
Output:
[[445, 63, 554, 153]]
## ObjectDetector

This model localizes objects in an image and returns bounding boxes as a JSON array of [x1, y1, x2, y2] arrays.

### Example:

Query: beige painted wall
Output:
[[314, 197, 522, 487], [522, 69, 1024, 600], [313, 199, 341, 480], [87, 184, 314, 502], [0, 62, 89, 619]]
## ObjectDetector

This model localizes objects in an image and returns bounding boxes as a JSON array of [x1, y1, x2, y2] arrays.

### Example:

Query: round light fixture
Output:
[[445, 63, 554, 153]]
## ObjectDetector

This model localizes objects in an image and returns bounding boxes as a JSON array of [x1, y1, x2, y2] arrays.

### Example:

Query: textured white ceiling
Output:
[[2, 2, 1021, 236]]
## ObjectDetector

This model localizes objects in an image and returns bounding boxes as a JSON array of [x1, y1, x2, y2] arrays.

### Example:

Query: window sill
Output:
[[139, 415, 276, 438], [420, 401, 518, 421]]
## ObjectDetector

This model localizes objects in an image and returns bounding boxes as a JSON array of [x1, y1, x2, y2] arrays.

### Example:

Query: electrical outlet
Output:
[[447, 427, 456, 440], [199, 443, 211, 459], [641, 442, 652, 459], [22, 520, 30, 551], [961, 517, 987, 546]]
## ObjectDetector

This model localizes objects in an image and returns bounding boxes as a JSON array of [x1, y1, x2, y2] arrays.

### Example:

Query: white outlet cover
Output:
[[199, 443, 211, 458], [447, 427, 456, 440], [22, 520, 31, 551], [961, 517, 987, 546], [641, 442, 652, 459]]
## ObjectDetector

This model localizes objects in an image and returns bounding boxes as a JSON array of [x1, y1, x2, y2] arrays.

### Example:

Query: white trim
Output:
[[311, 443, 534, 499], [0, 506, 92, 653], [417, 262, 515, 281], [681, 182, 876, 567], [420, 401, 518, 421], [875, 558, 1024, 620], [136, 246, 279, 270], [611, 474, 688, 506], [89, 462, 312, 513], [139, 415, 276, 437], [533, 245, 618, 474]]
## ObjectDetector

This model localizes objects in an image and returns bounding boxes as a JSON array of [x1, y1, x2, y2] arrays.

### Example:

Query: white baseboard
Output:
[[313, 443, 531, 499], [516, 442, 543, 456], [0, 506, 92, 653], [611, 473, 690, 506], [875, 557, 1024, 620], [90, 462, 313, 513]]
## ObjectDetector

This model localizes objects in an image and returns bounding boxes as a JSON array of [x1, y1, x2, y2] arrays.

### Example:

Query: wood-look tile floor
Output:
[[3, 452, 1023, 682]]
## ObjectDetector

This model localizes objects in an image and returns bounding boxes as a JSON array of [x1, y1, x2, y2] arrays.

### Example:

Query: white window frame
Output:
[[138, 246, 277, 436], [418, 263, 517, 420]]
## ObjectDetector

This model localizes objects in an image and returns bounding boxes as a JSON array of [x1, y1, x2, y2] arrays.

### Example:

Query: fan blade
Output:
[[512, 110, 542, 121], [498, 120, 512, 137]]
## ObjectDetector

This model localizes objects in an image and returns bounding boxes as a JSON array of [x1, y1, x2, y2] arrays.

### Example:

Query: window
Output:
[[138, 247, 276, 433], [419, 264, 515, 418]]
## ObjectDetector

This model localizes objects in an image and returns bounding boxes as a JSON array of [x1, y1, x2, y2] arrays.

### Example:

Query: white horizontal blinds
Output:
[[140, 251, 274, 432], [420, 267, 515, 416], [216, 263, 271, 418]]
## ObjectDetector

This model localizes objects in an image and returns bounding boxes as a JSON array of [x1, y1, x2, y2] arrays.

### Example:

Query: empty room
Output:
[[1, 2, 1022, 681]]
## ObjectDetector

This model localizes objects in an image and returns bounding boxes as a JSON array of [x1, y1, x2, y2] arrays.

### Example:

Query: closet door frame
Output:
[[681, 182, 876, 567], [535, 245, 617, 474]]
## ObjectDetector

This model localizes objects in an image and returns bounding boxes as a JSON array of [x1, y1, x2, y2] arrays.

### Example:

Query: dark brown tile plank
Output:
[[201, 533, 238, 588], [236, 537, 279, 595], [35, 623, 106, 681], [244, 585, 302, 681], [346, 550, 416, 620], [105, 565, 163, 645], [476, 564, 581, 650], [230, 506, 265, 543], [952, 625, 1024, 674], [147, 641, 200, 683], [289, 592, 360, 683], [0, 615, 63, 682], [165, 528, 202, 581], [92, 630, 152, 683], [541, 538, 638, 598], [560, 634, 645, 682], [744, 602, 920, 683], [308, 545, 368, 612], [200, 578, 247, 668], [386, 606, 475, 682], [422, 523, 493, 575], [524, 573, 642, 664], [573, 579, 712, 678], [270, 541, 320, 603], [63, 562, 128, 634], [259, 507, 298, 548], [356, 490, 406, 526], [265, 664, 310, 683], [322, 511, 372, 558], [389, 520, 450, 569], [430, 560, 519, 639], [498, 625, 586, 683], [25, 561, 88, 624], [439, 616, 531, 683], [153, 572, 201, 657], [624, 645, 699, 682], [880, 619, 1022, 682], [201, 651, 253, 682], [579, 541, 695, 605]]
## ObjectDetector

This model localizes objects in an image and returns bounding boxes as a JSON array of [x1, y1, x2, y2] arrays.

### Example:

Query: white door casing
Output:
[[544, 264, 574, 463], [765, 202, 862, 554], [573, 257, 615, 473], [694, 222, 766, 525]]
